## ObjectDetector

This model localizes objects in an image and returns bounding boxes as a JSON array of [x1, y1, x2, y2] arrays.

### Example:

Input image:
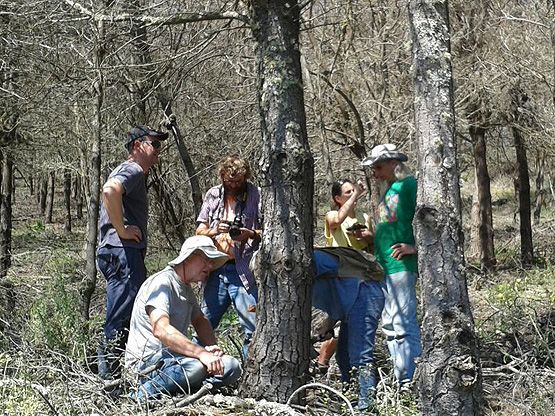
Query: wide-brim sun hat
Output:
[[361, 143, 408, 167], [168, 235, 229, 270]]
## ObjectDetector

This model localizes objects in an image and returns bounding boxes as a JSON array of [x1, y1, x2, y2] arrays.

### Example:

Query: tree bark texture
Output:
[[80, 19, 105, 322], [469, 126, 495, 270], [0, 149, 13, 279], [512, 124, 533, 266], [408, 1, 482, 414], [239, 0, 314, 403]]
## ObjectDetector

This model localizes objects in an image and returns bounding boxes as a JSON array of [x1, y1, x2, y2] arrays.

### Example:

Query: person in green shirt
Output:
[[362, 143, 421, 391]]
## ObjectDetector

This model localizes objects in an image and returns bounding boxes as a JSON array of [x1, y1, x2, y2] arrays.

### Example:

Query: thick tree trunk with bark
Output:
[[469, 126, 495, 270], [239, 0, 314, 403], [80, 19, 105, 321], [408, 1, 482, 414], [0, 149, 13, 279], [512, 124, 533, 266]]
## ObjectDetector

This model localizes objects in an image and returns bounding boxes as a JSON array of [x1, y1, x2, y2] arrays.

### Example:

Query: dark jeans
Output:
[[336, 280, 385, 409], [97, 245, 146, 379]]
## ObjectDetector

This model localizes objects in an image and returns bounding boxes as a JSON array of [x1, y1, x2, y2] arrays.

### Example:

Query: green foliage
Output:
[[44, 254, 82, 278], [0, 386, 43, 416], [29, 220, 45, 233], [144, 252, 174, 276], [26, 275, 90, 358]]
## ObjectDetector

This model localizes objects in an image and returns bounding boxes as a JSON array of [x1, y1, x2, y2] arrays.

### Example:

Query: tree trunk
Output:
[[39, 176, 47, 215], [74, 175, 83, 220], [63, 168, 72, 233], [127, 4, 202, 219], [533, 151, 545, 225], [239, 0, 314, 403], [80, 19, 105, 322], [408, 1, 482, 414], [469, 126, 495, 270], [512, 124, 533, 266], [0, 149, 13, 279], [156, 96, 203, 217], [45, 171, 55, 224], [150, 166, 185, 246]]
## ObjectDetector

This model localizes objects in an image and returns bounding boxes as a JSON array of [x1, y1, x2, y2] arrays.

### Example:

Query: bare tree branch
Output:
[[63, 0, 249, 25]]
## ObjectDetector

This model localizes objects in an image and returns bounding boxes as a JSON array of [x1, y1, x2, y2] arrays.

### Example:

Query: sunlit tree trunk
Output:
[[469, 126, 495, 270], [512, 122, 533, 266], [408, 0, 482, 414], [239, 0, 314, 403], [80, 18, 105, 321]]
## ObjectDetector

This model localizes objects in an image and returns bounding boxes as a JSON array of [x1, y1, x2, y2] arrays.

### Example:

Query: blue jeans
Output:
[[335, 280, 385, 409], [96, 245, 146, 379], [133, 350, 242, 401], [381, 270, 421, 383], [201, 263, 257, 358]]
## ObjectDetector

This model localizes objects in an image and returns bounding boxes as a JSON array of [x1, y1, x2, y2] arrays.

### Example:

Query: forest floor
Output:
[[0, 177, 554, 415]]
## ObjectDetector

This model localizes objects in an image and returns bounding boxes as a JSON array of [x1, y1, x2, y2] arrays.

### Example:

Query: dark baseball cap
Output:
[[125, 125, 169, 149]]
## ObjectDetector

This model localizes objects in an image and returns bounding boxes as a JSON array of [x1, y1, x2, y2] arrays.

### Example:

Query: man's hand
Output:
[[391, 243, 416, 260], [117, 224, 142, 242], [198, 350, 224, 375], [230, 227, 256, 242], [204, 345, 224, 357], [215, 222, 230, 235]]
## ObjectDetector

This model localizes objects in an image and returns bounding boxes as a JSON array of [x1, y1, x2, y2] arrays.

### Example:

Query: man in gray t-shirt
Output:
[[96, 125, 167, 380], [125, 236, 242, 401]]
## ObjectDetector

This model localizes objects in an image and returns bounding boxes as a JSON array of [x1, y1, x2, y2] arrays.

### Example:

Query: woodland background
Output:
[[0, 0, 554, 415]]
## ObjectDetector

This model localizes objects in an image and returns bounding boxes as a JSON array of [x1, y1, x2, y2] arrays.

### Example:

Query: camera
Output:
[[346, 223, 367, 232], [227, 217, 244, 238]]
